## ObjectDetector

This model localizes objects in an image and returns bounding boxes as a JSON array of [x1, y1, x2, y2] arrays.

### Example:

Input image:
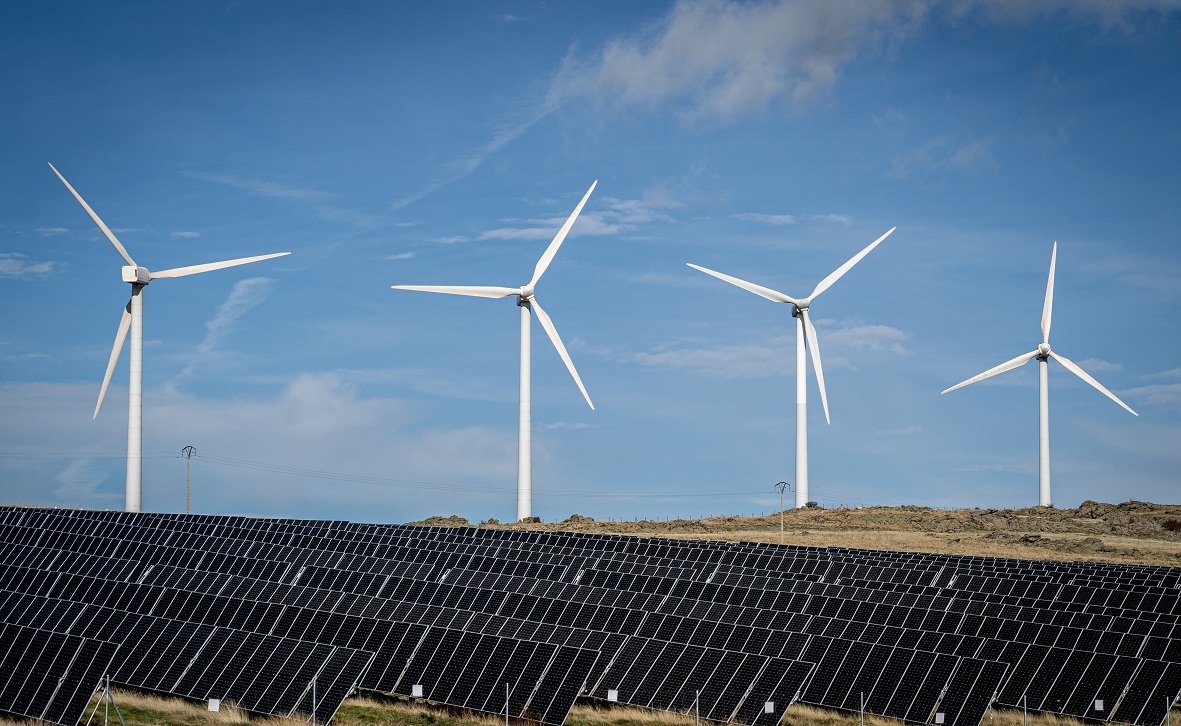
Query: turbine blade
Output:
[[94, 301, 132, 419], [801, 309, 830, 424], [530, 180, 598, 287], [941, 349, 1040, 394], [808, 227, 895, 301], [1050, 351, 1139, 416], [685, 264, 798, 304], [48, 163, 136, 266], [391, 284, 519, 299], [150, 252, 290, 279], [1042, 241, 1057, 344], [529, 297, 594, 410]]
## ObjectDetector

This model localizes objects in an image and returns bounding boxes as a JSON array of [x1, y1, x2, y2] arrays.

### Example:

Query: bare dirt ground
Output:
[[412, 500, 1181, 567]]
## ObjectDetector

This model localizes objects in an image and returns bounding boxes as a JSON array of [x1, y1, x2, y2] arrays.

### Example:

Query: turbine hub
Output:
[[519, 285, 534, 301], [792, 300, 809, 316], [1037, 342, 1051, 358], [121, 266, 150, 285]]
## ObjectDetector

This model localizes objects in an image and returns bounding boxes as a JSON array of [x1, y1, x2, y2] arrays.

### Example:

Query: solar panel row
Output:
[[0, 505, 1175, 726]]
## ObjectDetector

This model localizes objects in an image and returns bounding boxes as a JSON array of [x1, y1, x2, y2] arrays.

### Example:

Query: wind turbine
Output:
[[688, 227, 895, 509], [49, 163, 290, 513], [392, 181, 597, 521], [941, 241, 1137, 507]]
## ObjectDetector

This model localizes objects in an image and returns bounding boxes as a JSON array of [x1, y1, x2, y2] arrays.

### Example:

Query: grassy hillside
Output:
[[413, 500, 1181, 567]]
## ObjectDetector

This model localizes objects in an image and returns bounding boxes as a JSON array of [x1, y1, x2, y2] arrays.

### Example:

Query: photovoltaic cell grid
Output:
[[0, 507, 1176, 726]]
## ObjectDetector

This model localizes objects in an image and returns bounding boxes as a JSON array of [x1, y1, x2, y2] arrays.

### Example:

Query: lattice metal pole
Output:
[[776, 482, 789, 545], [182, 446, 195, 514]]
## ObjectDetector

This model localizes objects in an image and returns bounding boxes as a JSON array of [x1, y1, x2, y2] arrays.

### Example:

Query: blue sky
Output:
[[2, 1, 1179, 522]]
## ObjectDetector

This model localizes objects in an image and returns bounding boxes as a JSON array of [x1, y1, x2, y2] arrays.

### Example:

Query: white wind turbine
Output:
[[941, 241, 1137, 507], [50, 163, 290, 513], [393, 181, 597, 521], [688, 227, 895, 509]]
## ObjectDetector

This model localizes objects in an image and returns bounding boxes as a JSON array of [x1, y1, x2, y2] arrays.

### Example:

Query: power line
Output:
[[0, 450, 915, 505]]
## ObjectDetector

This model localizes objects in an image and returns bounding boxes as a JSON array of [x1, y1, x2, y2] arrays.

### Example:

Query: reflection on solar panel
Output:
[[0, 506, 1177, 726]]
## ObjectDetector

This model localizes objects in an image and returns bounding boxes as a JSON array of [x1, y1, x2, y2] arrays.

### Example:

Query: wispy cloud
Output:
[[435, 235, 469, 245], [386, 252, 416, 261], [197, 277, 275, 356], [476, 192, 681, 242], [734, 213, 797, 225], [631, 322, 909, 378], [393, 106, 558, 210], [35, 227, 68, 237], [171, 231, 201, 240], [1121, 383, 1181, 407], [891, 135, 998, 178], [811, 213, 853, 225], [193, 173, 335, 201], [877, 425, 924, 436], [633, 336, 792, 379], [823, 324, 910, 355], [195, 172, 386, 230], [0, 253, 57, 278]]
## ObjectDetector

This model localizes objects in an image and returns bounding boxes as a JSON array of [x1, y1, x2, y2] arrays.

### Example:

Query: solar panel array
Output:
[[0, 506, 1177, 726]]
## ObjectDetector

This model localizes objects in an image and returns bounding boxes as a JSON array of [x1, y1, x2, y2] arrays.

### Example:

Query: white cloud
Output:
[[434, 235, 469, 245], [1121, 383, 1181, 407], [734, 213, 797, 225], [823, 324, 910, 355], [0, 253, 57, 278], [543, 422, 595, 430], [549, 0, 1180, 120], [36, 227, 68, 237], [171, 231, 201, 239], [53, 460, 117, 503], [1077, 358, 1123, 373], [386, 252, 416, 261], [0, 377, 520, 517]]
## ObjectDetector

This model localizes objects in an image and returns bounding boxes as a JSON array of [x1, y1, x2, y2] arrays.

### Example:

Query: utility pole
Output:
[[776, 482, 790, 545], [182, 446, 195, 514]]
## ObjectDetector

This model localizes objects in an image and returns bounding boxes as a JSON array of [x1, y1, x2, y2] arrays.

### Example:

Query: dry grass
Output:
[[0, 689, 1174, 726]]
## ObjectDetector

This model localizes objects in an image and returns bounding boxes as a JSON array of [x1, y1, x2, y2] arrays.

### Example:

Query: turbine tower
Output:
[[393, 181, 597, 521], [50, 163, 290, 513], [688, 227, 895, 508], [941, 241, 1137, 507]]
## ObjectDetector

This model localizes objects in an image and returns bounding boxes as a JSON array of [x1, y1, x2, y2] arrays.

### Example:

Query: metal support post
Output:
[[506, 683, 510, 726], [860, 692, 864, 726]]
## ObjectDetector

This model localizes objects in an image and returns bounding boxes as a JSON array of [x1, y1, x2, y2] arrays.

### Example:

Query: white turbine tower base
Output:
[[941, 241, 1137, 507], [393, 181, 598, 522], [688, 226, 895, 509], [50, 163, 291, 513]]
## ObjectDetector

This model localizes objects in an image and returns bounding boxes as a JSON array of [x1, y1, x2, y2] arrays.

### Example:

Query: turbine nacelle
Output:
[[121, 266, 151, 285], [518, 284, 536, 302]]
